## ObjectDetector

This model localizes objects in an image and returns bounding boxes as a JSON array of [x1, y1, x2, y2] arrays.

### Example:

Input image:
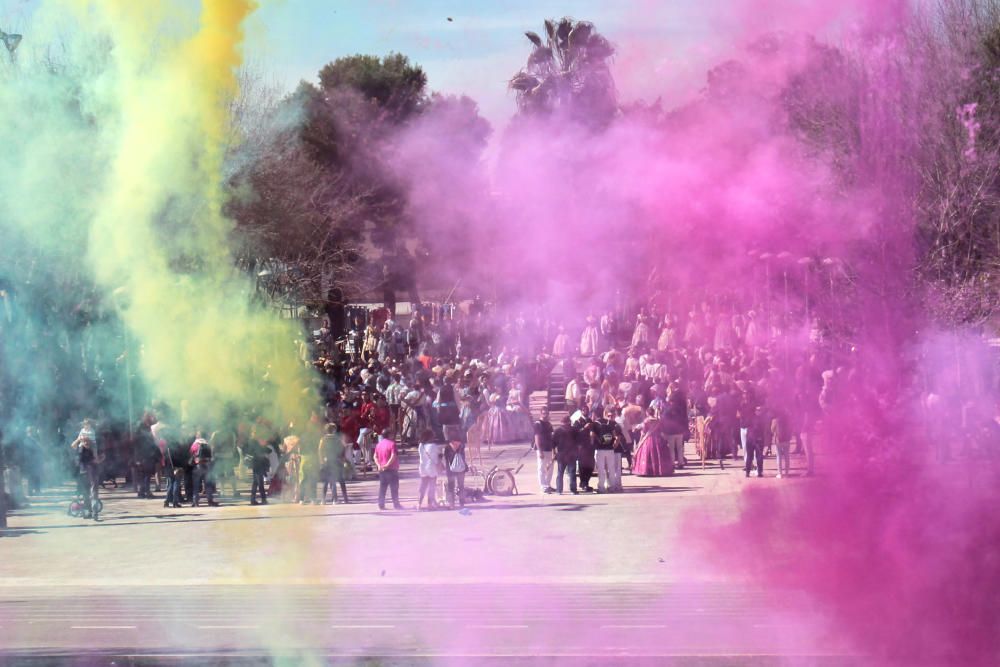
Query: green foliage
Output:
[[318, 53, 427, 120], [228, 52, 488, 306], [509, 17, 618, 127]]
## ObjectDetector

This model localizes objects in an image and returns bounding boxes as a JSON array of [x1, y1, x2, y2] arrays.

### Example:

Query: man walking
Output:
[[533, 406, 555, 493], [374, 434, 404, 510]]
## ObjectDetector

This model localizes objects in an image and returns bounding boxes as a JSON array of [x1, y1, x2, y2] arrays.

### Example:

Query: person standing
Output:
[[320, 424, 349, 504], [385, 373, 404, 437], [663, 383, 688, 469], [745, 405, 768, 478], [553, 416, 578, 494], [772, 408, 792, 479], [633, 406, 674, 477], [619, 400, 644, 473], [574, 408, 596, 492], [580, 315, 599, 357], [210, 422, 240, 499], [162, 428, 186, 509], [593, 408, 625, 493], [736, 382, 756, 469], [70, 431, 100, 518], [444, 436, 468, 509], [190, 432, 218, 507], [417, 429, 441, 510], [432, 378, 461, 441], [132, 423, 158, 500], [374, 434, 404, 510], [248, 435, 271, 506], [533, 407, 555, 494], [565, 374, 585, 412], [298, 432, 320, 505]]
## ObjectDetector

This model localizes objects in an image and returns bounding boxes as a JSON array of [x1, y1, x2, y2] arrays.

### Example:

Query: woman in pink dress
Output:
[[632, 407, 674, 476]]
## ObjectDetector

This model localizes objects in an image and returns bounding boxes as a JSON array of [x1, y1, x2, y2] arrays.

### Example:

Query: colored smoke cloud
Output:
[[382, 1, 1000, 663], [0, 0, 316, 439]]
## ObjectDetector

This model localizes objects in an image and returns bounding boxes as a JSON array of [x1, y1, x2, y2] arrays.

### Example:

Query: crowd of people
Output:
[[4, 297, 998, 521]]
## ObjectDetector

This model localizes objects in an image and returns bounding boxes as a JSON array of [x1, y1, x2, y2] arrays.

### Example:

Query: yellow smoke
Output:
[[76, 0, 316, 428]]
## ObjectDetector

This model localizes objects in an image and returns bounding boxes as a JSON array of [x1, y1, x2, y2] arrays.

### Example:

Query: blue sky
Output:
[[246, 0, 736, 130], [0, 0, 756, 130]]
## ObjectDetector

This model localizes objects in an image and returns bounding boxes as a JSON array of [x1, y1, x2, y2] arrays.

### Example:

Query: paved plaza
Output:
[[0, 440, 853, 665]]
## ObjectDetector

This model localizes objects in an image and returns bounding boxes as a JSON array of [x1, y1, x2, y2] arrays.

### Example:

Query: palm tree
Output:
[[509, 18, 617, 126]]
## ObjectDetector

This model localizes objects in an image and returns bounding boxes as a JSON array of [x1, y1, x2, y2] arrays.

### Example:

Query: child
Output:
[[417, 428, 441, 510]]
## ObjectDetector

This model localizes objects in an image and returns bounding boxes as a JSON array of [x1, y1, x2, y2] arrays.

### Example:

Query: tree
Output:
[[227, 53, 490, 318], [509, 17, 618, 127], [318, 53, 427, 121]]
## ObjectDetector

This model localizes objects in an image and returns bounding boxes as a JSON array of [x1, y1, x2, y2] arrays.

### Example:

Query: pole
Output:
[[443, 278, 462, 307], [0, 427, 7, 529], [125, 329, 134, 438], [804, 269, 810, 326]]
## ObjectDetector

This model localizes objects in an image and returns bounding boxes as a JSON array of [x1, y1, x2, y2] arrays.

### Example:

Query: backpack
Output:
[[449, 447, 467, 473]]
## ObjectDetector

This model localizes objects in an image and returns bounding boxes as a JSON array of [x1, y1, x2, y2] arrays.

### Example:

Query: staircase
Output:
[[545, 359, 569, 421]]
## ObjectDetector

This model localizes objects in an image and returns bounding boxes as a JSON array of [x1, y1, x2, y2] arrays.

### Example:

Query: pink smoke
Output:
[[372, 1, 1000, 662]]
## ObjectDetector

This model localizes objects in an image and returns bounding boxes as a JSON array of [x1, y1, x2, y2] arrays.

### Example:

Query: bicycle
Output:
[[67, 494, 103, 520]]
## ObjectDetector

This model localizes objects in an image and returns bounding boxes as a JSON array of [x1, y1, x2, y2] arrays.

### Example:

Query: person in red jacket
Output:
[[358, 393, 379, 471], [370, 394, 392, 436], [340, 403, 362, 473]]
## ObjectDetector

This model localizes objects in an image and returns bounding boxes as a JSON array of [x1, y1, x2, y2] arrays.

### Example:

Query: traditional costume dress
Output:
[[506, 386, 534, 441], [631, 315, 651, 349], [482, 392, 512, 445], [632, 416, 674, 476], [580, 316, 599, 357]]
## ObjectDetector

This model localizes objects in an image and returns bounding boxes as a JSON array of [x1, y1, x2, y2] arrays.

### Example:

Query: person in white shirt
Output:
[[417, 429, 443, 510]]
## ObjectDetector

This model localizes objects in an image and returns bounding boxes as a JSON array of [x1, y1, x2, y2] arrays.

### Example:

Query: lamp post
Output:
[[111, 288, 135, 439], [776, 251, 792, 326], [759, 252, 773, 336], [776, 251, 792, 369], [746, 249, 760, 309], [0, 425, 6, 528], [798, 256, 814, 326]]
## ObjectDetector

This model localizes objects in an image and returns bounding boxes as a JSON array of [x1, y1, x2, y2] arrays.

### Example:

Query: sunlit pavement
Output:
[[0, 442, 856, 665]]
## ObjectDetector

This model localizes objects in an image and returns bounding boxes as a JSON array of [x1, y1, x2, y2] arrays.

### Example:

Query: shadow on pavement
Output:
[[0, 528, 45, 538], [626, 485, 701, 493]]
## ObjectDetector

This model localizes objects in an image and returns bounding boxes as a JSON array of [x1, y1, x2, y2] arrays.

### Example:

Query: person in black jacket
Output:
[[162, 426, 186, 509], [553, 416, 578, 495], [249, 438, 271, 506], [573, 408, 596, 492], [190, 432, 218, 507], [132, 423, 160, 499]]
